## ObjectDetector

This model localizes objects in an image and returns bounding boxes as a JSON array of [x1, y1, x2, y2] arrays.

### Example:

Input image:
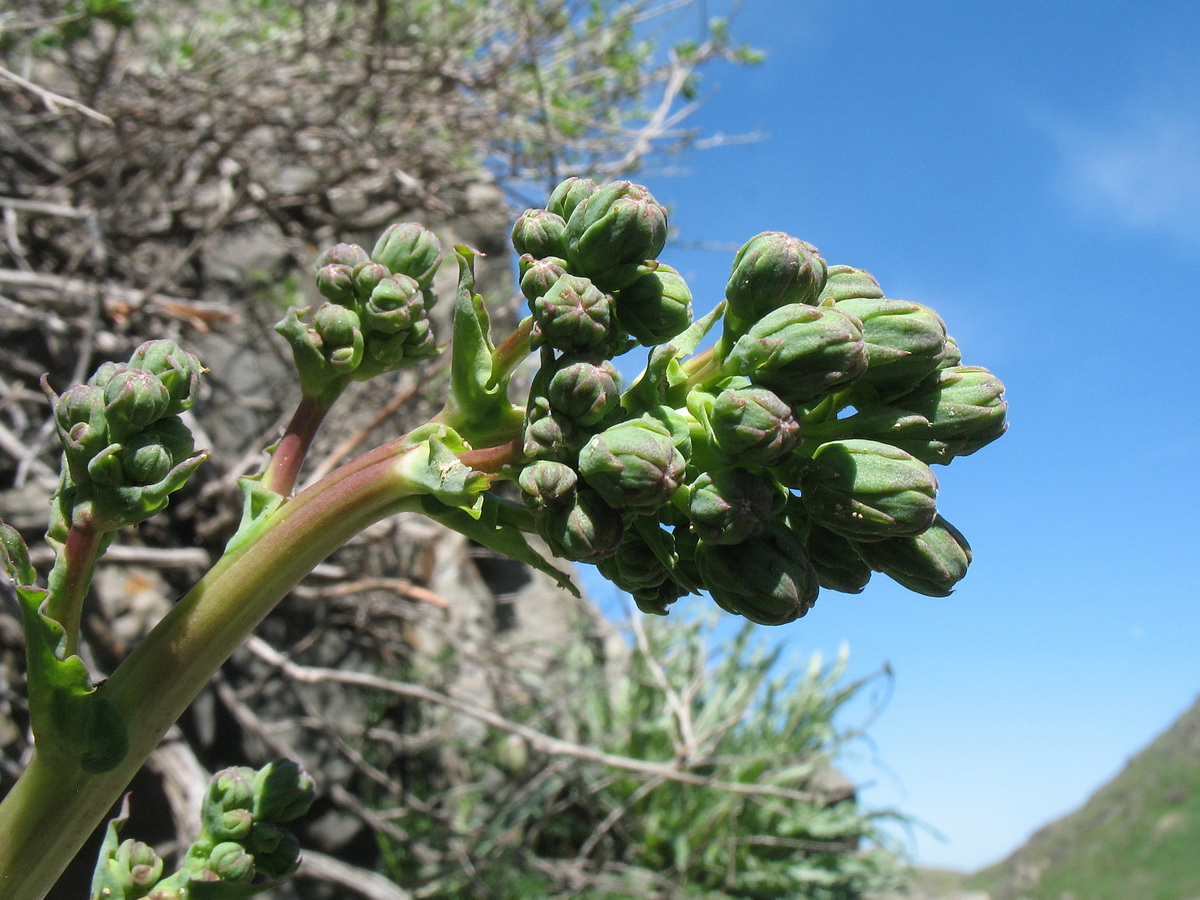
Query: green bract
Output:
[[723, 231, 827, 339], [101, 368, 170, 441], [127, 340, 203, 415], [361, 274, 423, 334], [800, 439, 939, 540], [854, 515, 973, 596], [722, 303, 868, 404], [696, 524, 818, 625], [577, 415, 686, 513]]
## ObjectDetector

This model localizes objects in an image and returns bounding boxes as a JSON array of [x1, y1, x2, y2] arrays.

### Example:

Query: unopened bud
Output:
[[577, 415, 686, 513], [565, 181, 667, 290], [511, 208, 568, 259], [724, 232, 827, 338], [854, 515, 972, 596], [614, 263, 694, 346], [371, 223, 442, 292]]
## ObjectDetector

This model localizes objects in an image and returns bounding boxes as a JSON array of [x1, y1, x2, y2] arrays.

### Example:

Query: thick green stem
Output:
[[0, 440, 429, 900]]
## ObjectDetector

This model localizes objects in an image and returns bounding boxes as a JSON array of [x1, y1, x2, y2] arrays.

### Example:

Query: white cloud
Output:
[[1041, 105, 1200, 247]]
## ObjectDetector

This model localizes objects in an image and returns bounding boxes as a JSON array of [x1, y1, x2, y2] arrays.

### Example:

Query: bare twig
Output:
[[0, 64, 114, 126]]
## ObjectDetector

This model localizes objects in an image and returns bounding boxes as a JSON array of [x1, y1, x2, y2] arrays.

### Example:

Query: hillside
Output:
[[968, 694, 1200, 900]]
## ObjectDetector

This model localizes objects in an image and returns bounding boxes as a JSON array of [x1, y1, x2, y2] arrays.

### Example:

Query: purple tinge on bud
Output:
[[370, 223, 442, 291], [577, 415, 686, 513], [519, 254, 570, 302], [511, 208, 569, 260], [54, 383, 110, 462], [312, 302, 364, 372], [614, 263, 694, 346], [351, 261, 392, 302], [564, 181, 668, 291], [518, 459, 578, 512], [315, 263, 358, 304], [696, 524, 819, 625], [531, 273, 616, 352], [361, 274, 423, 334], [893, 365, 1008, 453], [723, 232, 828, 339], [128, 340, 203, 415], [315, 242, 370, 269]]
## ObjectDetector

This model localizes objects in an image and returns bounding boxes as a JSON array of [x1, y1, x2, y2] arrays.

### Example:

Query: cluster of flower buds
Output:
[[276, 224, 443, 401], [47, 340, 207, 533], [90, 760, 315, 899], [513, 179, 1007, 625]]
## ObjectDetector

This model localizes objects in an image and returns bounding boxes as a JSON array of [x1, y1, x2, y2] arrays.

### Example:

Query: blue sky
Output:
[[585, 0, 1200, 872]]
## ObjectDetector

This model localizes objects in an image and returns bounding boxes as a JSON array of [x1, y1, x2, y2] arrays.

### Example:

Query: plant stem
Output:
[[0, 439, 430, 900], [260, 391, 337, 496], [43, 517, 104, 659]]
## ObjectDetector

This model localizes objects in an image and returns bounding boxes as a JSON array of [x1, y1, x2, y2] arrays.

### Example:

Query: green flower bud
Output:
[[800, 439, 938, 540], [315, 262, 358, 304], [208, 841, 255, 883], [565, 181, 667, 290], [614, 263, 694, 346], [313, 302, 364, 373], [361, 274, 423, 334], [816, 265, 884, 304], [546, 354, 622, 427], [117, 839, 164, 893], [535, 487, 624, 562], [853, 515, 972, 596], [696, 524, 818, 625], [681, 467, 784, 545], [724, 232, 828, 339], [834, 297, 949, 398], [88, 434, 168, 487], [357, 317, 438, 377], [706, 383, 802, 466], [519, 254, 570, 302], [631, 578, 688, 616], [523, 403, 578, 462], [351, 261, 391, 301], [128, 340, 203, 415], [253, 759, 316, 823], [102, 368, 170, 441], [518, 460, 578, 511], [578, 415, 686, 513], [531, 273, 616, 352], [596, 532, 672, 592], [803, 521, 872, 594], [895, 365, 1007, 451], [939, 335, 962, 368], [546, 176, 599, 221], [205, 767, 257, 816], [722, 304, 868, 404], [211, 807, 254, 843], [251, 830, 302, 881], [53, 383, 109, 464], [511, 208, 568, 259], [315, 242, 370, 269], [370, 223, 442, 292]]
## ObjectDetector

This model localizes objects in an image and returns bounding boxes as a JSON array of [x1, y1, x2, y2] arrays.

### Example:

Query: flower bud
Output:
[[53, 383, 109, 464], [523, 403, 579, 462], [722, 304, 868, 404], [531, 273, 616, 352], [211, 807, 254, 842], [681, 467, 784, 545], [816, 265, 884, 304], [578, 415, 686, 513], [206, 766, 257, 816], [565, 181, 667, 290], [724, 232, 827, 338], [313, 302, 364, 373], [315, 242, 370, 268], [631, 578, 688, 617], [596, 533, 672, 593], [208, 841, 255, 883], [894, 365, 1007, 452], [535, 487, 624, 562], [614, 263, 694, 345], [800, 439, 938, 540], [518, 460, 578, 511], [253, 759, 316, 823], [546, 354, 622, 427], [853, 515, 972, 596], [102, 368, 170, 441], [128, 340, 203, 415], [352, 261, 391, 301], [361, 274, 423, 334], [706, 383, 802, 466], [546, 176, 599, 221], [511, 208, 568, 259], [252, 830, 302, 881], [834, 297, 948, 398], [315, 263, 357, 304], [370, 223, 442, 291], [88, 433, 169, 487], [519, 254, 570, 302], [803, 521, 872, 594], [117, 839, 164, 893], [696, 524, 818, 625]]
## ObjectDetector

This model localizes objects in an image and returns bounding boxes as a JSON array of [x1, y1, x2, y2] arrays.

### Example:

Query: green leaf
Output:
[[89, 795, 132, 900], [624, 301, 725, 409]]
